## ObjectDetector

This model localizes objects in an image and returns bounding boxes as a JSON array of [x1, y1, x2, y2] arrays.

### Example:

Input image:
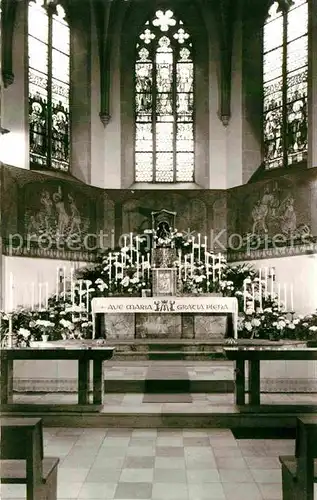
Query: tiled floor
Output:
[[2, 426, 316, 500]]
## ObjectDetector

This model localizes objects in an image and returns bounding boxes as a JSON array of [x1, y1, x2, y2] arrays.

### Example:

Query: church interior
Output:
[[1, 0, 317, 499]]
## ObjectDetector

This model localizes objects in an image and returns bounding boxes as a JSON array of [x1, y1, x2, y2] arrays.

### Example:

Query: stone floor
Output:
[[1, 426, 311, 500]]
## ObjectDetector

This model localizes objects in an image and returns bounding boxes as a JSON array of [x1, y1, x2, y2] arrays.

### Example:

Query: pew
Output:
[[1, 417, 59, 500], [279, 416, 317, 500]]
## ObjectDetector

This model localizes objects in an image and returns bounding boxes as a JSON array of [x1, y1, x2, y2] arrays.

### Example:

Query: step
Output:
[[113, 351, 226, 361], [103, 379, 234, 393]]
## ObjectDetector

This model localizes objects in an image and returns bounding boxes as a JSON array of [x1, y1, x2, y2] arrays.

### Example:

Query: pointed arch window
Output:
[[28, 0, 70, 171], [263, 0, 308, 169], [134, 9, 194, 183]]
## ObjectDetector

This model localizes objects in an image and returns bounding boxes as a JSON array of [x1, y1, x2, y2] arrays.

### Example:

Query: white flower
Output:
[[121, 276, 130, 287], [309, 325, 317, 331], [18, 328, 31, 338], [287, 323, 295, 329], [59, 319, 75, 330], [251, 318, 261, 327], [293, 318, 300, 325], [263, 307, 272, 313], [130, 277, 139, 284], [244, 322, 253, 331]]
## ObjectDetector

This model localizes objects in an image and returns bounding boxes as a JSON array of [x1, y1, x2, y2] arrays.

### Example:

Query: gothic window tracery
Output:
[[263, 0, 308, 169], [28, 0, 70, 171], [134, 9, 194, 183]]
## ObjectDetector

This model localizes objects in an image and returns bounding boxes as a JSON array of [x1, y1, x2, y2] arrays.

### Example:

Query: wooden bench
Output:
[[1, 417, 59, 500], [279, 416, 317, 500]]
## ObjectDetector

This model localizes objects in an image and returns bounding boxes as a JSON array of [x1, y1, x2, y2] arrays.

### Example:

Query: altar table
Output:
[[91, 295, 239, 339], [224, 347, 317, 406], [0, 343, 114, 411]]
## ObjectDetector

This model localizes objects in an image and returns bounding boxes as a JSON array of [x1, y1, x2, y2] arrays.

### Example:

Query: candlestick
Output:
[[63, 266, 66, 301], [79, 280, 83, 309], [198, 233, 201, 262], [191, 253, 194, 277], [290, 284, 294, 312], [146, 252, 150, 280], [204, 235, 207, 250], [284, 284, 287, 312], [184, 255, 187, 281], [206, 253, 210, 283], [178, 250, 182, 280], [115, 255, 118, 281], [141, 255, 145, 277]]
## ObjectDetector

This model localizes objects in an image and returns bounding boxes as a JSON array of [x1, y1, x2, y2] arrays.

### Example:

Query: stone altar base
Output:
[[103, 313, 227, 340]]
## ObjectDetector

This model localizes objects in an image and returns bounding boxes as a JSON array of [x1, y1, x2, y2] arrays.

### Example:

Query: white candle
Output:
[[204, 235, 207, 250], [290, 284, 294, 312], [39, 283, 42, 310], [8, 314, 13, 348], [115, 255, 118, 281], [184, 255, 187, 280], [198, 233, 201, 262], [86, 281, 90, 312], [270, 272, 274, 297], [9, 272, 14, 312], [212, 255, 216, 282], [251, 283, 255, 311], [218, 253, 222, 281], [277, 283, 281, 310], [141, 255, 145, 277], [109, 253, 112, 280], [56, 267, 59, 300], [206, 254, 210, 283], [45, 282, 49, 309], [258, 268, 262, 310], [63, 266, 66, 300], [264, 267, 268, 299], [178, 250, 182, 279], [243, 279, 247, 312], [31, 282, 35, 311], [146, 252, 150, 280], [79, 280, 83, 308], [284, 284, 287, 311], [191, 253, 194, 277], [130, 232, 133, 253]]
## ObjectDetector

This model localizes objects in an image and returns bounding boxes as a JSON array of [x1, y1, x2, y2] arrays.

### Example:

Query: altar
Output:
[[91, 296, 238, 340]]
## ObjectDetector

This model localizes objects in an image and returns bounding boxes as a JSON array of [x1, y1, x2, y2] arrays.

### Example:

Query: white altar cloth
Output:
[[91, 296, 238, 338]]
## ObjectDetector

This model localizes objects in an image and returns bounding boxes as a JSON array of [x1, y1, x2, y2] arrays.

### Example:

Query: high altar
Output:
[[95, 210, 237, 340]]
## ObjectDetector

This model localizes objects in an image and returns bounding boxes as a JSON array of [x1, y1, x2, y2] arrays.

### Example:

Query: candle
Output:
[[258, 268, 262, 310], [9, 272, 14, 312], [130, 232, 133, 253], [206, 253, 210, 283], [212, 255, 216, 282], [264, 267, 268, 299], [39, 283, 42, 310], [63, 266, 66, 300], [277, 283, 281, 310], [218, 253, 222, 281], [184, 255, 187, 280], [123, 235, 127, 249], [109, 253, 112, 280], [198, 233, 201, 262], [45, 282, 49, 309], [141, 255, 145, 277], [31, 282, 35, 311], [251, 283, 255, 311], [146, 252, 150, 280], [56, 267, 59, 300], [284, 284, 287, 312], [191, 253, 194, 277], [270, 271, 274, 297], [290, 284, 294, 312], [86, 281, 90, 312], [204, 235, 207, 250], [8, 314, 13, 348], [178, 250, 182, 279], [115, 255, 118, 281], [79, 280, 83, 308], [243, 279, 247, 312]]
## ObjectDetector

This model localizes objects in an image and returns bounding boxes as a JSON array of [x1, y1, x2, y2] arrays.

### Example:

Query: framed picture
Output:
[[152, 268, 176, 296]]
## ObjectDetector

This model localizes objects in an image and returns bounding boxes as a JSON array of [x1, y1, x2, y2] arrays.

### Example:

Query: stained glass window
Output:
[[135, 10, 194, 182], [28, 0, 70, 172], [263, 0, 308, 169]]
